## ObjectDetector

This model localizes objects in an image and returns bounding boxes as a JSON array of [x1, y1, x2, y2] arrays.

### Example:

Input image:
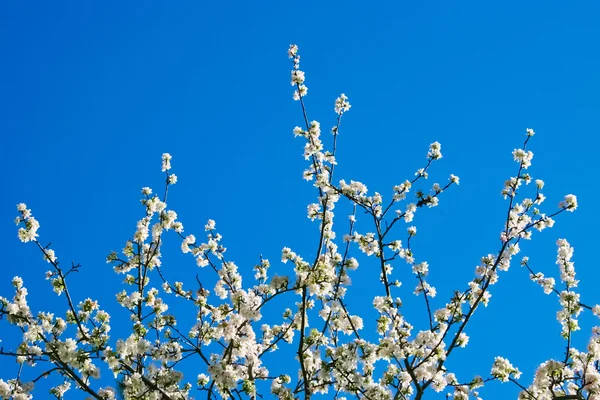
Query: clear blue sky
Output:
[[1, 2, 599, 398]]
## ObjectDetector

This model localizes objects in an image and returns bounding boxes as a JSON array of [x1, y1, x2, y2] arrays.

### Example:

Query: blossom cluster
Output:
[[0, 44, 597, 400]]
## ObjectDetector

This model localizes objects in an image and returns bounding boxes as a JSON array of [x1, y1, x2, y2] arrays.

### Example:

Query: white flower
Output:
[[161, 153, 172, 172], [491, 356, 521, 382], [291, 70, 305, 85], [334, 94, 351, 115], [512, 148, 534, 169], [198, 373, 210, 386], [205, 219, 216, 231], [287, 44, 298, 58], [0, 380, 11, 398], [428, 141, 442, 160], [559, 194, 578, 211], [44, 249, 57, 263]]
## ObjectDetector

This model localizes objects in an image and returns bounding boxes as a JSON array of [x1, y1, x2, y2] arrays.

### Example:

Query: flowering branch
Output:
[[0, 44, 597, 400]]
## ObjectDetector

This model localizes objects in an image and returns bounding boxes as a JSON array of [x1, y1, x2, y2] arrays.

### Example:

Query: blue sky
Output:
[[1, 1, 599, 398]]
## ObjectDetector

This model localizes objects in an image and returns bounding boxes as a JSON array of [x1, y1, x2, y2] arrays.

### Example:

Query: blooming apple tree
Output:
[[0, 45, 599, 400]]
